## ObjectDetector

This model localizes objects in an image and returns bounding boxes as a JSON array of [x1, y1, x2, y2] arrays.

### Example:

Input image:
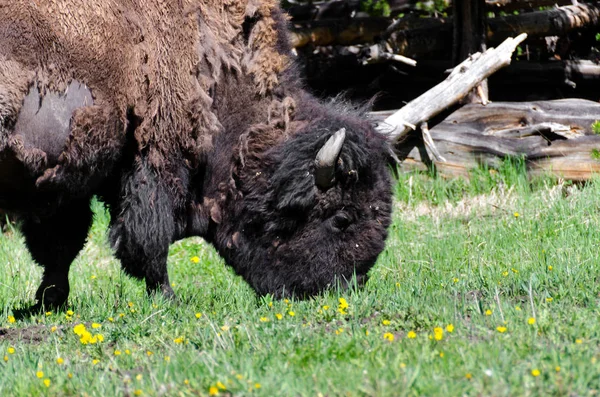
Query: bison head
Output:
[[203, 102, 393, 298]]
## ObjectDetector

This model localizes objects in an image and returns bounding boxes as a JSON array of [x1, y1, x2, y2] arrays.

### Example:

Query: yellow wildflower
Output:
[[91, 323, 101, 329], [164, 356, 170, 362], [576, 339, 583, 344], [136, 374, 143, 381], [531, 369, 540, 377], [407, 331, 417, 339], [191, 256, 200, 263], [288, 311, 295, 317], [174, 337, 185, 344], [92, 359, 100, 365], [338, 297, 349, 310], [91, 275, 97, 280], [128, 302, 134, 308], [3, 356, 7, 362], [383, 332, 394, 342], [7, 347, 15, 354], [452, 278, 459, 283], [433, 327, 443, 341], [485, 309, 492, 316], [184, 379, 190, 385], [548, 265, 553, 271], [446, 324, 454, 333], [36, 371, 44, 378], [546, 297, 553, 303], [7, 316, 15, 324], [51, 326, 57, 332], [255, 383, 262, 389], [56, 358, 64, 365], [68, 373, 73, 379], [114, 350, 121, 356], [43, 379, 51, 387], [515, 306, 522, 311], [496, 326, 507, 333], [216, 381, 226, 390], [45, 311, 52, 316], [208, 386, 219, 396], [465, 373, 472, 380], [195, 313, 202, 319], [66, 310, 74, 316], [322, 305, 329, 311], [555, 366, 561, 372], [125, 350, 131, 355], [134, 390, 142, 396], [73, 324, 86, 336], [108, 317, 114, 322], [514, 212, 520, 218], [275, 313, 283, 320], [511, 268, 518, 274], [96, 334, 104, 342], [382, 320, 391, 326], [146, 351, 153, 356], [502, 271, 509, 277], [439, 352, 444, 358], [259, 317, 269, 323], [220, 325, 230, 332], [528, 317, 536, 325], [335, 328, 344, 335]]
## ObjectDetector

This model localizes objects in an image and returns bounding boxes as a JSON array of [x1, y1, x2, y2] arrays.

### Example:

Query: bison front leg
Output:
[[109, 157, 176, 300], [22, 198, 93, 311]]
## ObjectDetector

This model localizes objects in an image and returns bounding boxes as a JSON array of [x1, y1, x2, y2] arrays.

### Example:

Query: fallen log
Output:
[[289, 3, 600, 51], [372, 99, 600, 180], [376, 34, 527, 140]]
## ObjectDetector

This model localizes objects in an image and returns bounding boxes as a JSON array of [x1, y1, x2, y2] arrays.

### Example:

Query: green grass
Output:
[[2, 163, 600, 396]]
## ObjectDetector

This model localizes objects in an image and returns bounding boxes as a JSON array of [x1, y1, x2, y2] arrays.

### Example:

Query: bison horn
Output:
[[315, 128, 346, 189]]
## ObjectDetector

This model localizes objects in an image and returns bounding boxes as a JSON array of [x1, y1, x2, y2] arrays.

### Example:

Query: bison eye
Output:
[[332, 212, 351, 231]]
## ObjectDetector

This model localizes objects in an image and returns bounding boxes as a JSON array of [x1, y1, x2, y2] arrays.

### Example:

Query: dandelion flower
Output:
[[114, 350, 122, 356], [220, 325, 230, 332], [452, 278, 459, 283], [335, 328, 344, 335], [208, 386, 219, 396], [338, 297, 349, 310], [7, 316, 15, 324], [465, 373, 472, 380], [485, 309, 492, 316], [546, 297, 553, 303], [275, 313, 283, 320], [255, 383, 261, 389], [515, 306, 522, 311], [383, 333, 394, 342], [446, 324, 454, 333], [191, 256, 200, 263], [45, 311, 52, 316], [528, 317, 536, 325], [514, 212, 520, 218], [216, 381, 226, 390], [439, 352, 444, 358], [288, 311, 295, 317], [502, 271, 509, 277], [184, 379, 190, 385], [576, 339, 583, 344], [496, 326, 507, 333], [555, 366, 561, 372], [43, 379, 51, 387], [548, 265, 553, 271], [531, 369, 540, 377], [382, 320, 391, 326], [136, 374, 143, 381], [51, 326, 57, 332], [259, 317, 269, 323], [128, 302, 134, 308], [407, 331, 417, 339], [91, 323, 101, 329], [3, 356, 8, 362], [146, 351, 153, 356], [433, 327, 443, 341], [174, 337, 185, 344], [164, 356, 170, 362], [7, 347, 15, 354], [134, 390, 142, 396], [195, 313, 202, 319], [125, 350, 131, 355], [56, 358, 64, 365], [92, 359, 100, 365], [36, 371, 44, 379], [322, 305, 329, 311]]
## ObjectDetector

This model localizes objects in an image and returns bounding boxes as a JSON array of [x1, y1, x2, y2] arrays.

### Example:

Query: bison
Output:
[[0, 0, 393, 310]]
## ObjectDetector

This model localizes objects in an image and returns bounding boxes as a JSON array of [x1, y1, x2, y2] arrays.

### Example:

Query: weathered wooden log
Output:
[[289, 3, 600, 51], [376, 34, 527, 140], [373, 99, 600, 180]]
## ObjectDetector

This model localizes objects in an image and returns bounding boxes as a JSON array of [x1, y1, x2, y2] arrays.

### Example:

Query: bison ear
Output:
[[314, 128, 346, 190]]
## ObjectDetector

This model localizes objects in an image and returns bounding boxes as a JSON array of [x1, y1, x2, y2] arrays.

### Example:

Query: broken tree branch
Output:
[[375, 34, 527, 141]]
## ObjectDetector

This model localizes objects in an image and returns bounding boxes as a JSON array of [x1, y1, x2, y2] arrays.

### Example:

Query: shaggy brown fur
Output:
[[0, 1, 393, 309]]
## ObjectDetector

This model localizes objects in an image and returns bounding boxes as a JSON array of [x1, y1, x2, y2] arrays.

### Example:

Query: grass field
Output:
[[2, 162, 600, 396]]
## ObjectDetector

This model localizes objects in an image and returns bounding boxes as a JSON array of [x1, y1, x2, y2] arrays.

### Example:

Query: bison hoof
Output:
[[34, 285, 69, 311]]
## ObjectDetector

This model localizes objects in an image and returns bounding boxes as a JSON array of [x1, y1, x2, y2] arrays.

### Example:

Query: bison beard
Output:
[[0, 1, 393, 310]]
